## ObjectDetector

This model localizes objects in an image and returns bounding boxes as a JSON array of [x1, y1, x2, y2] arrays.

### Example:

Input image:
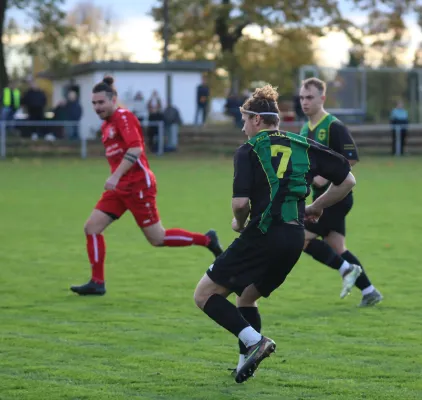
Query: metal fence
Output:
[[0, 120, 165, 159], [299, 66, 422, 124]]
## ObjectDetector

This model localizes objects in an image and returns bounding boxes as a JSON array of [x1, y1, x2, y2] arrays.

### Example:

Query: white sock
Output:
[[237, 354, 245, 371], [238, 326, 262, 348], [362, 285, 375, 296], [339, 261, 351, 277]]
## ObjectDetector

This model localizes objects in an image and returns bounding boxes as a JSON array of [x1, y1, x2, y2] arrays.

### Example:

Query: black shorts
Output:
[[305, 192, 353, 238], [206, 222, 304, 298]]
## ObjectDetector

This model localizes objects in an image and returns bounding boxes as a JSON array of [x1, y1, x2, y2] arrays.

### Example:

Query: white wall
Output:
[[52, 69, 205, 138], [172, 72, 203, 125], [94, 69, 202, 125]]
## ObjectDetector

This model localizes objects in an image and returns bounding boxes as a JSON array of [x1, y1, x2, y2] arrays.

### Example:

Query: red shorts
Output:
[[95, 182, 160, 228]]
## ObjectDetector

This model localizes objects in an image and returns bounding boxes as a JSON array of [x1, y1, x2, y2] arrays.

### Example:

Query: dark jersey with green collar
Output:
[[232, 129, 351, 233], [300, 114, 358, 197]]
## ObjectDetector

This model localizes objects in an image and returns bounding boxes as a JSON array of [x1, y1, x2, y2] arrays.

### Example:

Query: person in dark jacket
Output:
[[195, 77, 210, 126], [64, 90, 82, 140], [163, 103, 183, 151], [21, 81, 47, 138]]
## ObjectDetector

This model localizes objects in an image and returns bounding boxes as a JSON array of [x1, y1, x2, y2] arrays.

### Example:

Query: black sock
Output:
[[305, 239, 344, 270], [341, 250, 372, 290], [203, 294, 249, 337], [238, 307, 261, 355]]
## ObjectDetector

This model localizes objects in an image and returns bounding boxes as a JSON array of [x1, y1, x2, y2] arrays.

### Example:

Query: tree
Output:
[[414, 5, 422, 68], [0, 0, 10, 89], [25, 0, 80, 73], [66, 2, 132, 63], [151, 0, 347, 93], [0, 0, 70, 90], [347, 47, 365, 67], [151, 0, 421, 94]]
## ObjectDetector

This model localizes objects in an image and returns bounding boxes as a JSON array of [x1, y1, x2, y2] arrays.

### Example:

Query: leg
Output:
[[170, 124, 178, 149], [202, 105, 207, 124], [194, 274, 261, 345], [70, 191, 126, 295], [127, 184, 223, 257], [141, 221, 222, 257], [391, 128, 396, 155], [303, 218, 350, 275], [235, 286, 262, 371], [326, 232, 383, 306], [401, 128, 407, 155], [194, 106, 200, 125], [164, 125, 171, 149], [203, 226, 284, 383], [70, 209, 114, 295], [303, 195, 362, 298]]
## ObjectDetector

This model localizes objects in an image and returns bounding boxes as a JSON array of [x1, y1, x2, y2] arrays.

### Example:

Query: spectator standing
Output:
[[390, 100, 408, 155], [163, 103, 182, 151], [147, 90, 163, 152], [64, 90, 83, 140], [21, 81, 47, 138], [195, 77, 210, 126], [1, 80, 21, 121], [133, 91, 148, 123]]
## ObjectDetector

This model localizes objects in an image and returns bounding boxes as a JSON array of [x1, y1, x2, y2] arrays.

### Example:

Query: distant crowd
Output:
[[1, 76, 410, 155]]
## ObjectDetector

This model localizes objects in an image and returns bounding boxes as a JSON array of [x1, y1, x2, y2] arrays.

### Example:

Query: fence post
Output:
[[157, 121, 164, 156], [394, 124, 402, 157], [0, 121, 6, 159], [80, 137, 87, 159]]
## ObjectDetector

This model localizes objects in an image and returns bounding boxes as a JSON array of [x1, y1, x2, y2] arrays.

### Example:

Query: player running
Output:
[[299, 77, 382, 307], [193, 84, 356, 383], [70, 76, 222, 296]]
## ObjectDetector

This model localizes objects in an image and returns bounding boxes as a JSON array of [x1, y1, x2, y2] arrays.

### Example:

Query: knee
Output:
[[303, 239, 310, 251], [84, 221, 96, 235], [236, 297, 258, 308], [324, 239, 345, 255], [193, 287, 209, 310], [144, 227, 165, 247], [147, 237, 164, 247]]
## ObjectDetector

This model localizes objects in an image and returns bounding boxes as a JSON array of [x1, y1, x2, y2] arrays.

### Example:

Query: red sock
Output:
[[86, 234, 106, 283], [163, 228, 210, 247]]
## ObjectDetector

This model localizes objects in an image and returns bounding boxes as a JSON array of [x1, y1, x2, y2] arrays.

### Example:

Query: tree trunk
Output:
[[215, 0, 250, 94], [0, 0, 8, 90]]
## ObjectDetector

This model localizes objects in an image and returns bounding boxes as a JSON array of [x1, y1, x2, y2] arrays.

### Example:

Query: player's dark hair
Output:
[[92, 75, 117, 99], [302, 77, 326, 95], [240, 84, 280, 126]]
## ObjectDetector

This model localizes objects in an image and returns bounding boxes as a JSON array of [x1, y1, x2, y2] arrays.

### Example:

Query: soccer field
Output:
[[1, 155, 421, 400]]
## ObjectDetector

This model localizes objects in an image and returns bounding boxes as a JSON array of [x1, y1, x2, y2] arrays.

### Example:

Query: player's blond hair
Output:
[[240, 84, 280, 126], [302, 78, 326, 95]]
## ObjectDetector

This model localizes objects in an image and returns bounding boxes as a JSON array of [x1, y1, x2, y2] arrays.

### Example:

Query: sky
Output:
[[6, 0, 422, 69]]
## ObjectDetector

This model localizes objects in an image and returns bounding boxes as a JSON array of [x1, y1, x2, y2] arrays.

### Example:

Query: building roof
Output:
[[38, 60, 215, 80]]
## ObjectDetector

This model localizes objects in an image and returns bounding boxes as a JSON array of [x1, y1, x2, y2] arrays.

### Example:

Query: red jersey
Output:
[[101, 108, 155, 190]]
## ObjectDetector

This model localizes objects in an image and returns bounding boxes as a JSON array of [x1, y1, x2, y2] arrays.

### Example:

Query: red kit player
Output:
[[70, 76, 223, 295]]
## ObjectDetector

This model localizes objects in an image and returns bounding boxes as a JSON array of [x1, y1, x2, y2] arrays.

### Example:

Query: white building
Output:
[[39, 60, 215, 138]]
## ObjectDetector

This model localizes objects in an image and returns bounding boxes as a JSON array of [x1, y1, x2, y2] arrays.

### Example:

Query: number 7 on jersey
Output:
[[270, 145, 292, 179]]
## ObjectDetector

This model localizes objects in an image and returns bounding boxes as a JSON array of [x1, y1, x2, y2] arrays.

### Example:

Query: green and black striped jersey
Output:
[[300, 114, 359, 198], [233, 129, 351, 233]]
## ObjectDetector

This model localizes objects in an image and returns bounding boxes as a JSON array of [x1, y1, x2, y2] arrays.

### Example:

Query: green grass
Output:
[[1, 155, 421, 400]]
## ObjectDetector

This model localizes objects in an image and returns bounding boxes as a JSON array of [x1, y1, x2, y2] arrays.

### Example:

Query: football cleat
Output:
[[205, 230, 223, 258], [235, 336, 276, 384], [70, 279, 106, 296]]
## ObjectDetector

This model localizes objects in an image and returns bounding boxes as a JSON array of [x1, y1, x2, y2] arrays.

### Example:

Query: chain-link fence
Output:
[[299, 66, 422, 124]]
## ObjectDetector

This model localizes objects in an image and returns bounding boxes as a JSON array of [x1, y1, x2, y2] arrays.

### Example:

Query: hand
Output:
[[305, 204, 323, 223], [104, 174, 120, 191], [313, 175, 329, 188], [231, 217, 245, 233]]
